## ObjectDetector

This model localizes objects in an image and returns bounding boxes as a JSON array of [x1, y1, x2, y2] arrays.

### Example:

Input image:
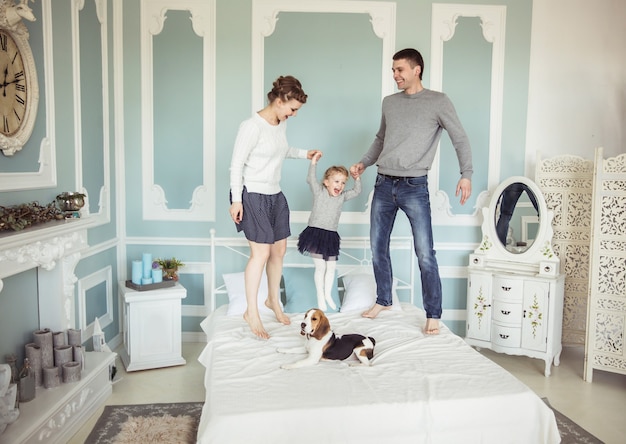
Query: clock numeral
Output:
[[12, 52, 18, 64], [15, 95, 24, 106], [0, 35, 6, 52], [16, 83, 25, 92], [3, 116, 9, 133], [13, 108, 21, 122], [14, 70, 24, 79]]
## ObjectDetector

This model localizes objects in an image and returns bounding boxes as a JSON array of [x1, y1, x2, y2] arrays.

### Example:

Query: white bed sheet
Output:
[[197, 304, 560, 444]]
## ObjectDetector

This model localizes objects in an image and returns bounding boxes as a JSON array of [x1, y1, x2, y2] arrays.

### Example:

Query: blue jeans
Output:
[[370, 174, 442, 319]]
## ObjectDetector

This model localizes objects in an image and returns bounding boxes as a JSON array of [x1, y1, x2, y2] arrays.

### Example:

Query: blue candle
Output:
[[131, 260, 142, 285], [142, 253, 152, 279], [141, 277, 153, 285], [151, 268, 163, 283]]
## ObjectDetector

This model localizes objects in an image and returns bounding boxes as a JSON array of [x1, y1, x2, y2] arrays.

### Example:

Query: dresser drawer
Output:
[[491, 322, 521, 347], [492, 276, 523, 302], [492, 299, 522, 324]]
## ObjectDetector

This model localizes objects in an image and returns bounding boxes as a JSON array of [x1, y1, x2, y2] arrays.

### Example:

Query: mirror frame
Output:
[[471, 176, 559, 275]]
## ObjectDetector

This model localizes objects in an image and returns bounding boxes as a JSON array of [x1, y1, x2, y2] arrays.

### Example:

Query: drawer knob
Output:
[[499, 334, 509, 339], [501, 286, 512, 291], [501, 310, 511, 315]]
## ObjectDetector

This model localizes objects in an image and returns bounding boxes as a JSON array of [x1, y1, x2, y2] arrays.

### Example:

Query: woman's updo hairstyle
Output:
[[267, 75, 308, 104]]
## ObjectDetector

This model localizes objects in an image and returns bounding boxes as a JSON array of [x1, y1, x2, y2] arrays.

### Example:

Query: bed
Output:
[[197, 233, 560, 444]]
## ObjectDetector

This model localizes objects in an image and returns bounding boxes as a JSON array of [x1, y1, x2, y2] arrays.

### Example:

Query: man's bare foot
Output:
[[265, 299, 291, 325], [362, 304, 391, 318], [243, 311, 269, 339], [424, 318, 440, 335]]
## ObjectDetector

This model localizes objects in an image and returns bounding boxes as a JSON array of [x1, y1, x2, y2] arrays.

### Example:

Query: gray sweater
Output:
[[306, 163, 362, 231], [360, 89, 473, 179]]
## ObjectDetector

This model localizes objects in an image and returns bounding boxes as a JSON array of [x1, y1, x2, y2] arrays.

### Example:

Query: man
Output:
[[350, 48, 473, 335]]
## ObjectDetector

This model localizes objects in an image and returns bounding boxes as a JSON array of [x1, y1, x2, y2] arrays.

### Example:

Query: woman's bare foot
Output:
[[243, 311, 269, 339], [362, 304, 390, 318], [265, 299, 291, 325], [424, 318, 440, 335]]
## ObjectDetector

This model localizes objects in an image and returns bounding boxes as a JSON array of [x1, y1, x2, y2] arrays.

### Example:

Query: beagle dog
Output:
[[278, 308, 376, 369]]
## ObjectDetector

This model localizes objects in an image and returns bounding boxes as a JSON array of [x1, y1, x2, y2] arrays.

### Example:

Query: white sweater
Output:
[[229, 113, 307, 202]]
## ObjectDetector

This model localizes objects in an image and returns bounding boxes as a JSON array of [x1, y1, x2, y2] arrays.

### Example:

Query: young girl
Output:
[[297, 153, 362, 311]]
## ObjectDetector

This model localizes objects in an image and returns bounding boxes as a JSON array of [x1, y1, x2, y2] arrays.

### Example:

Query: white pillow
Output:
[[223, 272, 282, 316], [340, 272, 402, 313]]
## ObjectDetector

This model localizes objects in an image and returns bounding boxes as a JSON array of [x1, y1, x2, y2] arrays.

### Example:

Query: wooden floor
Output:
[[69, 342, 626, 444]]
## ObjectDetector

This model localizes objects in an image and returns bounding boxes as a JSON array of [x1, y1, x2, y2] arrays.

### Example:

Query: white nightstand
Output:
[[118, 281, 187, 371]]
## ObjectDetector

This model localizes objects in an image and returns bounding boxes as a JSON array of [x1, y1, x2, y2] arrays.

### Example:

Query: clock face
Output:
[[0, 30, 28, 137]]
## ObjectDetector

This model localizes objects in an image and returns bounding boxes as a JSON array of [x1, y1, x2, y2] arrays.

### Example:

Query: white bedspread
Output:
[[197, 304, 560, 444]]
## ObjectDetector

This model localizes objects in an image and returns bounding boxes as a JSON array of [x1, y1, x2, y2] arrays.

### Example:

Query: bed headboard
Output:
[[209, 229, 415, 312]]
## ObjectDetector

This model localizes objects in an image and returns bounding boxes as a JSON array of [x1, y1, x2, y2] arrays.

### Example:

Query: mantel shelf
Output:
[[0, 218, 93, 280]]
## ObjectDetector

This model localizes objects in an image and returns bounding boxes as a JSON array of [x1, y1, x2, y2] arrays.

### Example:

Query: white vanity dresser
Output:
[[465, 176, 564, 376]]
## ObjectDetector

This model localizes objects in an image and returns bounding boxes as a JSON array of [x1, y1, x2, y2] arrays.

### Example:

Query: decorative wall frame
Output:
[[140, 0, 216, 221], [70, 0, 110, 223], [0, 0, 56, 191], [430, 3, 506, 225], [178, 261, 212, 316], [77, 265, 113, 341], [252, 0, 396, 225]]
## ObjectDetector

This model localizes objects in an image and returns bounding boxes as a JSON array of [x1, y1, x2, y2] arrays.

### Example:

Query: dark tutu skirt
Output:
[[297, 226, 340, 260]]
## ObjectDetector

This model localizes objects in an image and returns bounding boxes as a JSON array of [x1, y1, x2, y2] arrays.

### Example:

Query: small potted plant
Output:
[[155, 257, 184, 281]]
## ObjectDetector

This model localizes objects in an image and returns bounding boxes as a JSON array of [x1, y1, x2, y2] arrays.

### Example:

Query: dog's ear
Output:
[[311, 309, 330, 340]]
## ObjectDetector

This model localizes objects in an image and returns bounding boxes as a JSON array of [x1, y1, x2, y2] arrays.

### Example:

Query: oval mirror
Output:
[[483, 176, 551, 261], [494, 182, 540, 253]]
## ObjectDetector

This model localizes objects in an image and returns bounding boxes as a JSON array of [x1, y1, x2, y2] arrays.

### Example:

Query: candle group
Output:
[[131, 253, 163, 286]]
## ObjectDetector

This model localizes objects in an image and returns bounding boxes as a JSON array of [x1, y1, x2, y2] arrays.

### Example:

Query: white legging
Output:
[[313, 257, 337, 311]]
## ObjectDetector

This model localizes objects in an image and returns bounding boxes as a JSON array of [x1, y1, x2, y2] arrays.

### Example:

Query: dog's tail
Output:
[[368, 336, 376, 346]]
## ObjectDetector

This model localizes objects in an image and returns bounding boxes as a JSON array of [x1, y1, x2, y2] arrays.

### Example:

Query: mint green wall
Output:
[[0, 0, 534, 348]]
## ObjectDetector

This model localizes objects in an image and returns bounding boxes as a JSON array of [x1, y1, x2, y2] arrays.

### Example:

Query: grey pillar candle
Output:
[[43, 366, 61, 389], [62, 362, 81, 383], [53, 345, 73, 368], [33, 329, 53, 368], [24, 343, 42, 387], [53, 331, 67, 347], [67, 329, 82, 346], [72, 345, 84, 371]]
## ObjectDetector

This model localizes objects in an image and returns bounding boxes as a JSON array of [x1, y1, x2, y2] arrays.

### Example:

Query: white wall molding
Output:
[[0, 0, 57, 191], [70, 0, 111, 224], [77, 265, 114, 341], [140, 0, 216, 221], [252, 0, 395, 225], [179, 261, 212, 316], [430, 3, 507, 226]]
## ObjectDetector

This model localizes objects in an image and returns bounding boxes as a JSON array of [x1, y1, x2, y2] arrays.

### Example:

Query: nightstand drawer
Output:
[[492, 299, 522, 324], [492, 277, 523, 302], [491, 322, 521, 347]]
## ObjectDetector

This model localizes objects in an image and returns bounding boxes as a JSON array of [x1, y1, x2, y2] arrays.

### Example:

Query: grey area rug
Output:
[[84, 402, 203, 444], [85, 400, 603, 443], [543, 398, 604, 444]]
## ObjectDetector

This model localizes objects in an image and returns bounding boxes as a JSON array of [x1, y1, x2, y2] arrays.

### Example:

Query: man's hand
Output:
[[456, 178, 472, 205], [350, 162, 365, 180]]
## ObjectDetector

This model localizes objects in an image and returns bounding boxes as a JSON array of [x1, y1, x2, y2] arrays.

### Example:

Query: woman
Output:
[[229, 75, 321, 339]]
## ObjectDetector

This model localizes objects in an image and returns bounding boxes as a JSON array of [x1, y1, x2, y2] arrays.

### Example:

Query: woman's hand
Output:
[[306, 149, 322, 160], [230, 202, 243, 224], [310, 151, 322, 165]]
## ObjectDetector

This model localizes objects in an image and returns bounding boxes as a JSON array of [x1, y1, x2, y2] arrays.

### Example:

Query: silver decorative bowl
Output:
[[56, 192, 86, 212]]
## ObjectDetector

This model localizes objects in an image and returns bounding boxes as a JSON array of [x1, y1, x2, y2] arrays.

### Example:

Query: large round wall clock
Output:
[[0, 15, 39, 156]]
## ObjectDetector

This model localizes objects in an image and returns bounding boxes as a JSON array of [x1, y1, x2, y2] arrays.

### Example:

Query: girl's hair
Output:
[[323, 165, 349, 181], [267, 76, 308, 104]]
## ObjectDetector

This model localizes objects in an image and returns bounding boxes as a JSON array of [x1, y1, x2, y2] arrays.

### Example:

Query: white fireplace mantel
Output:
[[0, 218, 92, 331]]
